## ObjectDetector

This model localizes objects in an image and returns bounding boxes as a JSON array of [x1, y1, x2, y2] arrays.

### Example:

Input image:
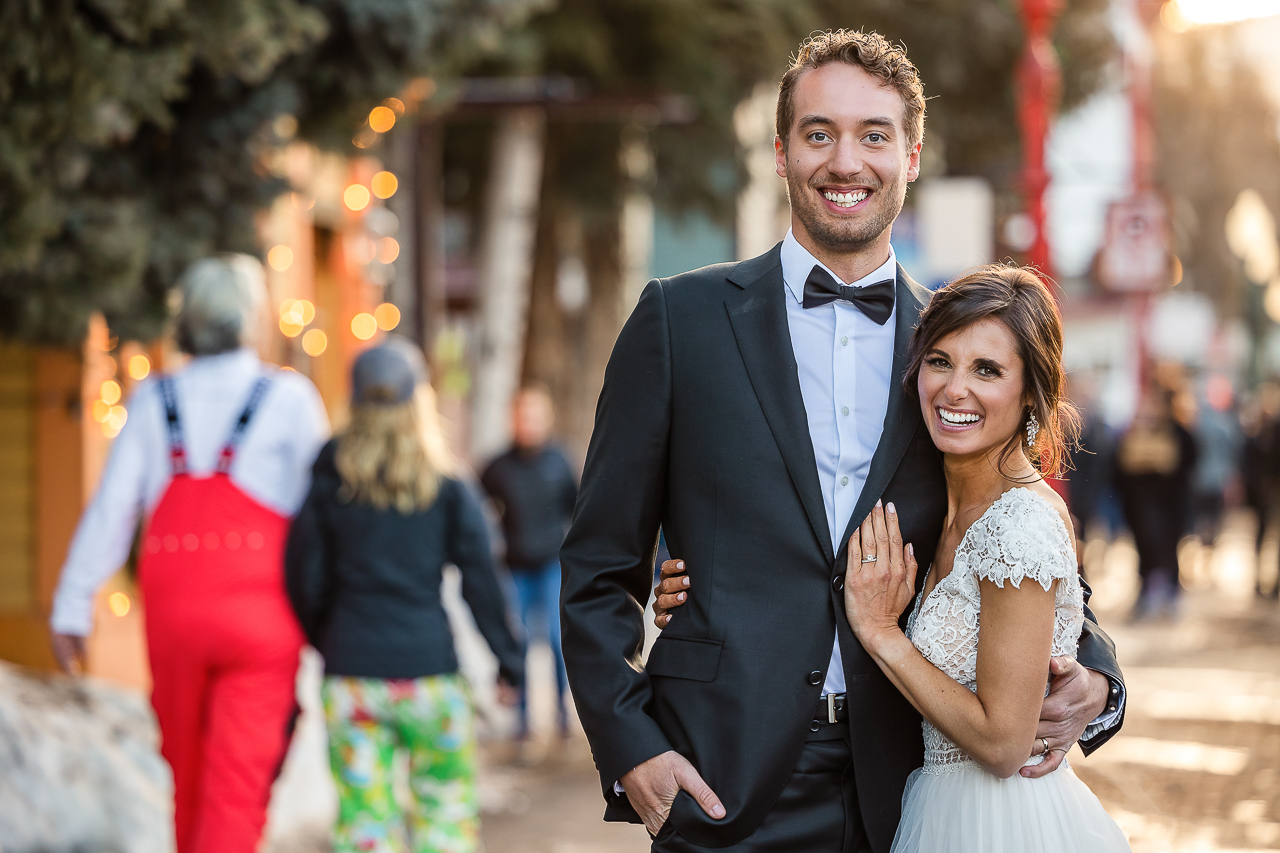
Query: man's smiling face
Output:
[[775, 62, 921, 260]]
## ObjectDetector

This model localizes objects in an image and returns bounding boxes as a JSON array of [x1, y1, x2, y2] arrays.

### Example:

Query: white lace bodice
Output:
[[906, 487, 1084, 774]]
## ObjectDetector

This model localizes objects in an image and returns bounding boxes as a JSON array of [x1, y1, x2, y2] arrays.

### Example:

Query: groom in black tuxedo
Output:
[[560, 30, 1125, 853]]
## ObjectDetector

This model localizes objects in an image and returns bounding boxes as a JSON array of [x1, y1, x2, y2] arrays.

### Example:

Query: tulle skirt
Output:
[[891, 761, 1131, 853]]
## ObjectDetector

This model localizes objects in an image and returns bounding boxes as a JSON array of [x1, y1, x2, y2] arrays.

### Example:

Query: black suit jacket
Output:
[[560, 245, 1124, 852]]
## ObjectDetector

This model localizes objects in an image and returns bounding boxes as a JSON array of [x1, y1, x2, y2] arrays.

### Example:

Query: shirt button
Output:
[[1109, 685, 1119, 696], [832, 575, 844, 591], [841, 476, 849, 486], [1107, 704, 1117, 712], [808, 671, 823, 685], [841, 336, 849, 346], [811, 719, 822, 732], [841, 406, 849, 417]]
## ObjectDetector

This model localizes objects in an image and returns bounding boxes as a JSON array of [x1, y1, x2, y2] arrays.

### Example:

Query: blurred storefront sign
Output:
[[916, 177, 995, 287], [1097, 193, 1172, 292]]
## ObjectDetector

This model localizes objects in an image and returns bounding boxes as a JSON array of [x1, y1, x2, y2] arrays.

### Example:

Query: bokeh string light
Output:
[[108, 592, 131, 617], [371, 171, 398, 199], [351, 313, 378, 341], [368, 106, 396, 133], [344, 184, 371, 211], [127, 354, 150, 380], [374, 303, 401, 331], [278, 298, 315, 338], [302, 328, 328, 356], [267, 245, 294, 271]]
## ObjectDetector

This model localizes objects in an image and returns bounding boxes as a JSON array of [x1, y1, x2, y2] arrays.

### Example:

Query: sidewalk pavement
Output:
[[268, 509, 1280, 852]]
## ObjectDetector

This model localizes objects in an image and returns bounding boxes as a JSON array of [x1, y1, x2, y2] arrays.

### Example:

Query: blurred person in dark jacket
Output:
[[481, 385, 579, 739], [1114, 384, 1198, 619], [1241, 383, 1280, 599], [286, 338, 523, 853]]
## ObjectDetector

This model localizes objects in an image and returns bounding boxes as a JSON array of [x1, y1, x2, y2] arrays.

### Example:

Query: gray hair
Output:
[[174, 253, 268, 356]]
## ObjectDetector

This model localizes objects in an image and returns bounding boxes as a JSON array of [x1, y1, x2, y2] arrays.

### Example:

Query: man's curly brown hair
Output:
[[776, 30, 926, 152]]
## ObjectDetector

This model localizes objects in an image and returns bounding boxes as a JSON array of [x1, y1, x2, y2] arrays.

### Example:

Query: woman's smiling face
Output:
[[917, 317, 1028, 463]]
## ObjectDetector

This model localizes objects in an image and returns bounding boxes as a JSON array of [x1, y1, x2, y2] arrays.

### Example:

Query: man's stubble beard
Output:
[[787, 167, 906, 256]]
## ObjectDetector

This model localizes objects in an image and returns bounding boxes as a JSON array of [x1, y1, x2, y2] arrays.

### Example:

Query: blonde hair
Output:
[[335, 384, 457, 513]]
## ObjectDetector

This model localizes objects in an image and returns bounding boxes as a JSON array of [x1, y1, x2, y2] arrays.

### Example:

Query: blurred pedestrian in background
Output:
[[481, 385, 578, 739], [1066, 373, 1119, 554], [49, 254, 330, 853], [1241, 383, 1280, 599], [1189, 377, 1240, 548], [1114, 383, 1198, 619], [286, 338, 524, 853]]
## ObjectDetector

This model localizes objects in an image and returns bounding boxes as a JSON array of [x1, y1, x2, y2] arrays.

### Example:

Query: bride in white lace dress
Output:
[[843, 266, 1130, 852]]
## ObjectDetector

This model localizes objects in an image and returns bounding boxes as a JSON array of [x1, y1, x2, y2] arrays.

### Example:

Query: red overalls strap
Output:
[[141, 373, 304, 853]]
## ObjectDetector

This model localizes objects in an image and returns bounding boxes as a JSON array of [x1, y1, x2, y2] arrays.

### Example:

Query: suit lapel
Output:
[[725, 250, 835, 564], [837, 265, 930, 552]]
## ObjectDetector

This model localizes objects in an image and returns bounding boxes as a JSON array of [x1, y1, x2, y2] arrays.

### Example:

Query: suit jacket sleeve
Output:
[[560, 279, 674, 793], [1075, 581, 1125, 754]]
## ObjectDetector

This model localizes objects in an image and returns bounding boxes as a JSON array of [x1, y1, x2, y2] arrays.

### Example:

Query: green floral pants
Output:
[[322, 674, 479, 853]]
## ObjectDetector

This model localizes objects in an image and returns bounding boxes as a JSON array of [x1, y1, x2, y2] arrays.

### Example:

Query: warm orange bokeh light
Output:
[[374, 303, 401, 331], [279, 298, 312, 337], [291, 192, 316, 211], [108, 592, 131, 617], [101, 379, 122, 405], [92, 400, 111, 423], [344, 184, 371, 211], [302, 329, 328, 356], [295, 299, 316, 325], [127, 354, 150, 380], [103, 405, 128, 437], [351, 313, 378, 341], [384, 97, 406, 115], [267, 245, 294, 271], [369, 106, 396, 133], [371, 171, 398, 199], [377, 237, 400, 264]]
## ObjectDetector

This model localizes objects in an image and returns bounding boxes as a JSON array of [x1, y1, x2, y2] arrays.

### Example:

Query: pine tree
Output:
[[0, 0, 530, 345]]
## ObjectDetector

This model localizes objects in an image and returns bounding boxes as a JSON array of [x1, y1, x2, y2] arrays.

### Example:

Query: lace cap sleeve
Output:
[[969, 489, 1076, 592]]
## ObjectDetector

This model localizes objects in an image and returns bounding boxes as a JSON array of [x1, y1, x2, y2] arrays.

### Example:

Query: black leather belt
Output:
[[811, 693, 847, 731]]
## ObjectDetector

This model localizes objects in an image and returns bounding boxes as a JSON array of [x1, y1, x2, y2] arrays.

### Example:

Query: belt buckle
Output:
[[827, 692, 838, 725]]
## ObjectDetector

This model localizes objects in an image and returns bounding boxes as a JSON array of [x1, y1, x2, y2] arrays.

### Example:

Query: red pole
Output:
[[1016, 0, 1063, 283]]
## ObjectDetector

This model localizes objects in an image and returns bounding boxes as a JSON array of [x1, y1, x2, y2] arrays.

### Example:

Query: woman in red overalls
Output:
[[50, 254, 330, 853]]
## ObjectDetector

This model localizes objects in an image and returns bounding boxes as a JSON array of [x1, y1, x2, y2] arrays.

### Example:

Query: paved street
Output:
[[267, 508, 1280, 852]]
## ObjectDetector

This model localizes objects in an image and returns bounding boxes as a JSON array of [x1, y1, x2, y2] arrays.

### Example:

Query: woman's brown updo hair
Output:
[[903, 264, 1080, 478]]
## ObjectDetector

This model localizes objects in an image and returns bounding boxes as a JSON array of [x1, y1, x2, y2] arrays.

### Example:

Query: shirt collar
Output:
[[780, 230, 898, 306]]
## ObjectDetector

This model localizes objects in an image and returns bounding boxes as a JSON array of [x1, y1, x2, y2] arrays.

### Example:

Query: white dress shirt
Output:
[[781, 231, 898, 697], [50, 349, 331, 636], [780, 232, 1124, 736]]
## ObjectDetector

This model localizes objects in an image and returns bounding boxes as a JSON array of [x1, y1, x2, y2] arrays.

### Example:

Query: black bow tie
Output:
[[801, 265, 895, 325]]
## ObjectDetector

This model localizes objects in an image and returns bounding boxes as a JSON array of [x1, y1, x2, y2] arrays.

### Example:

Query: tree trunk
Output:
[[470, 107, 546, 464]]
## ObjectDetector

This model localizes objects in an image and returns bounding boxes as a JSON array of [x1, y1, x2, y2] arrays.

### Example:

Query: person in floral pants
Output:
[[324, 676, 479, 853], [287, 340, 524, 853]]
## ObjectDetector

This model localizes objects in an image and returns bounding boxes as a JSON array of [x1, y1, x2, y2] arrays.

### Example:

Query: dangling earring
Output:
[[1025, 410, 1040, 445]]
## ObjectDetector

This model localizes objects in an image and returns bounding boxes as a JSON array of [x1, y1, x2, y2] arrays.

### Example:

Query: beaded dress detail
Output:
[[905, 487, 1083, 774]]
